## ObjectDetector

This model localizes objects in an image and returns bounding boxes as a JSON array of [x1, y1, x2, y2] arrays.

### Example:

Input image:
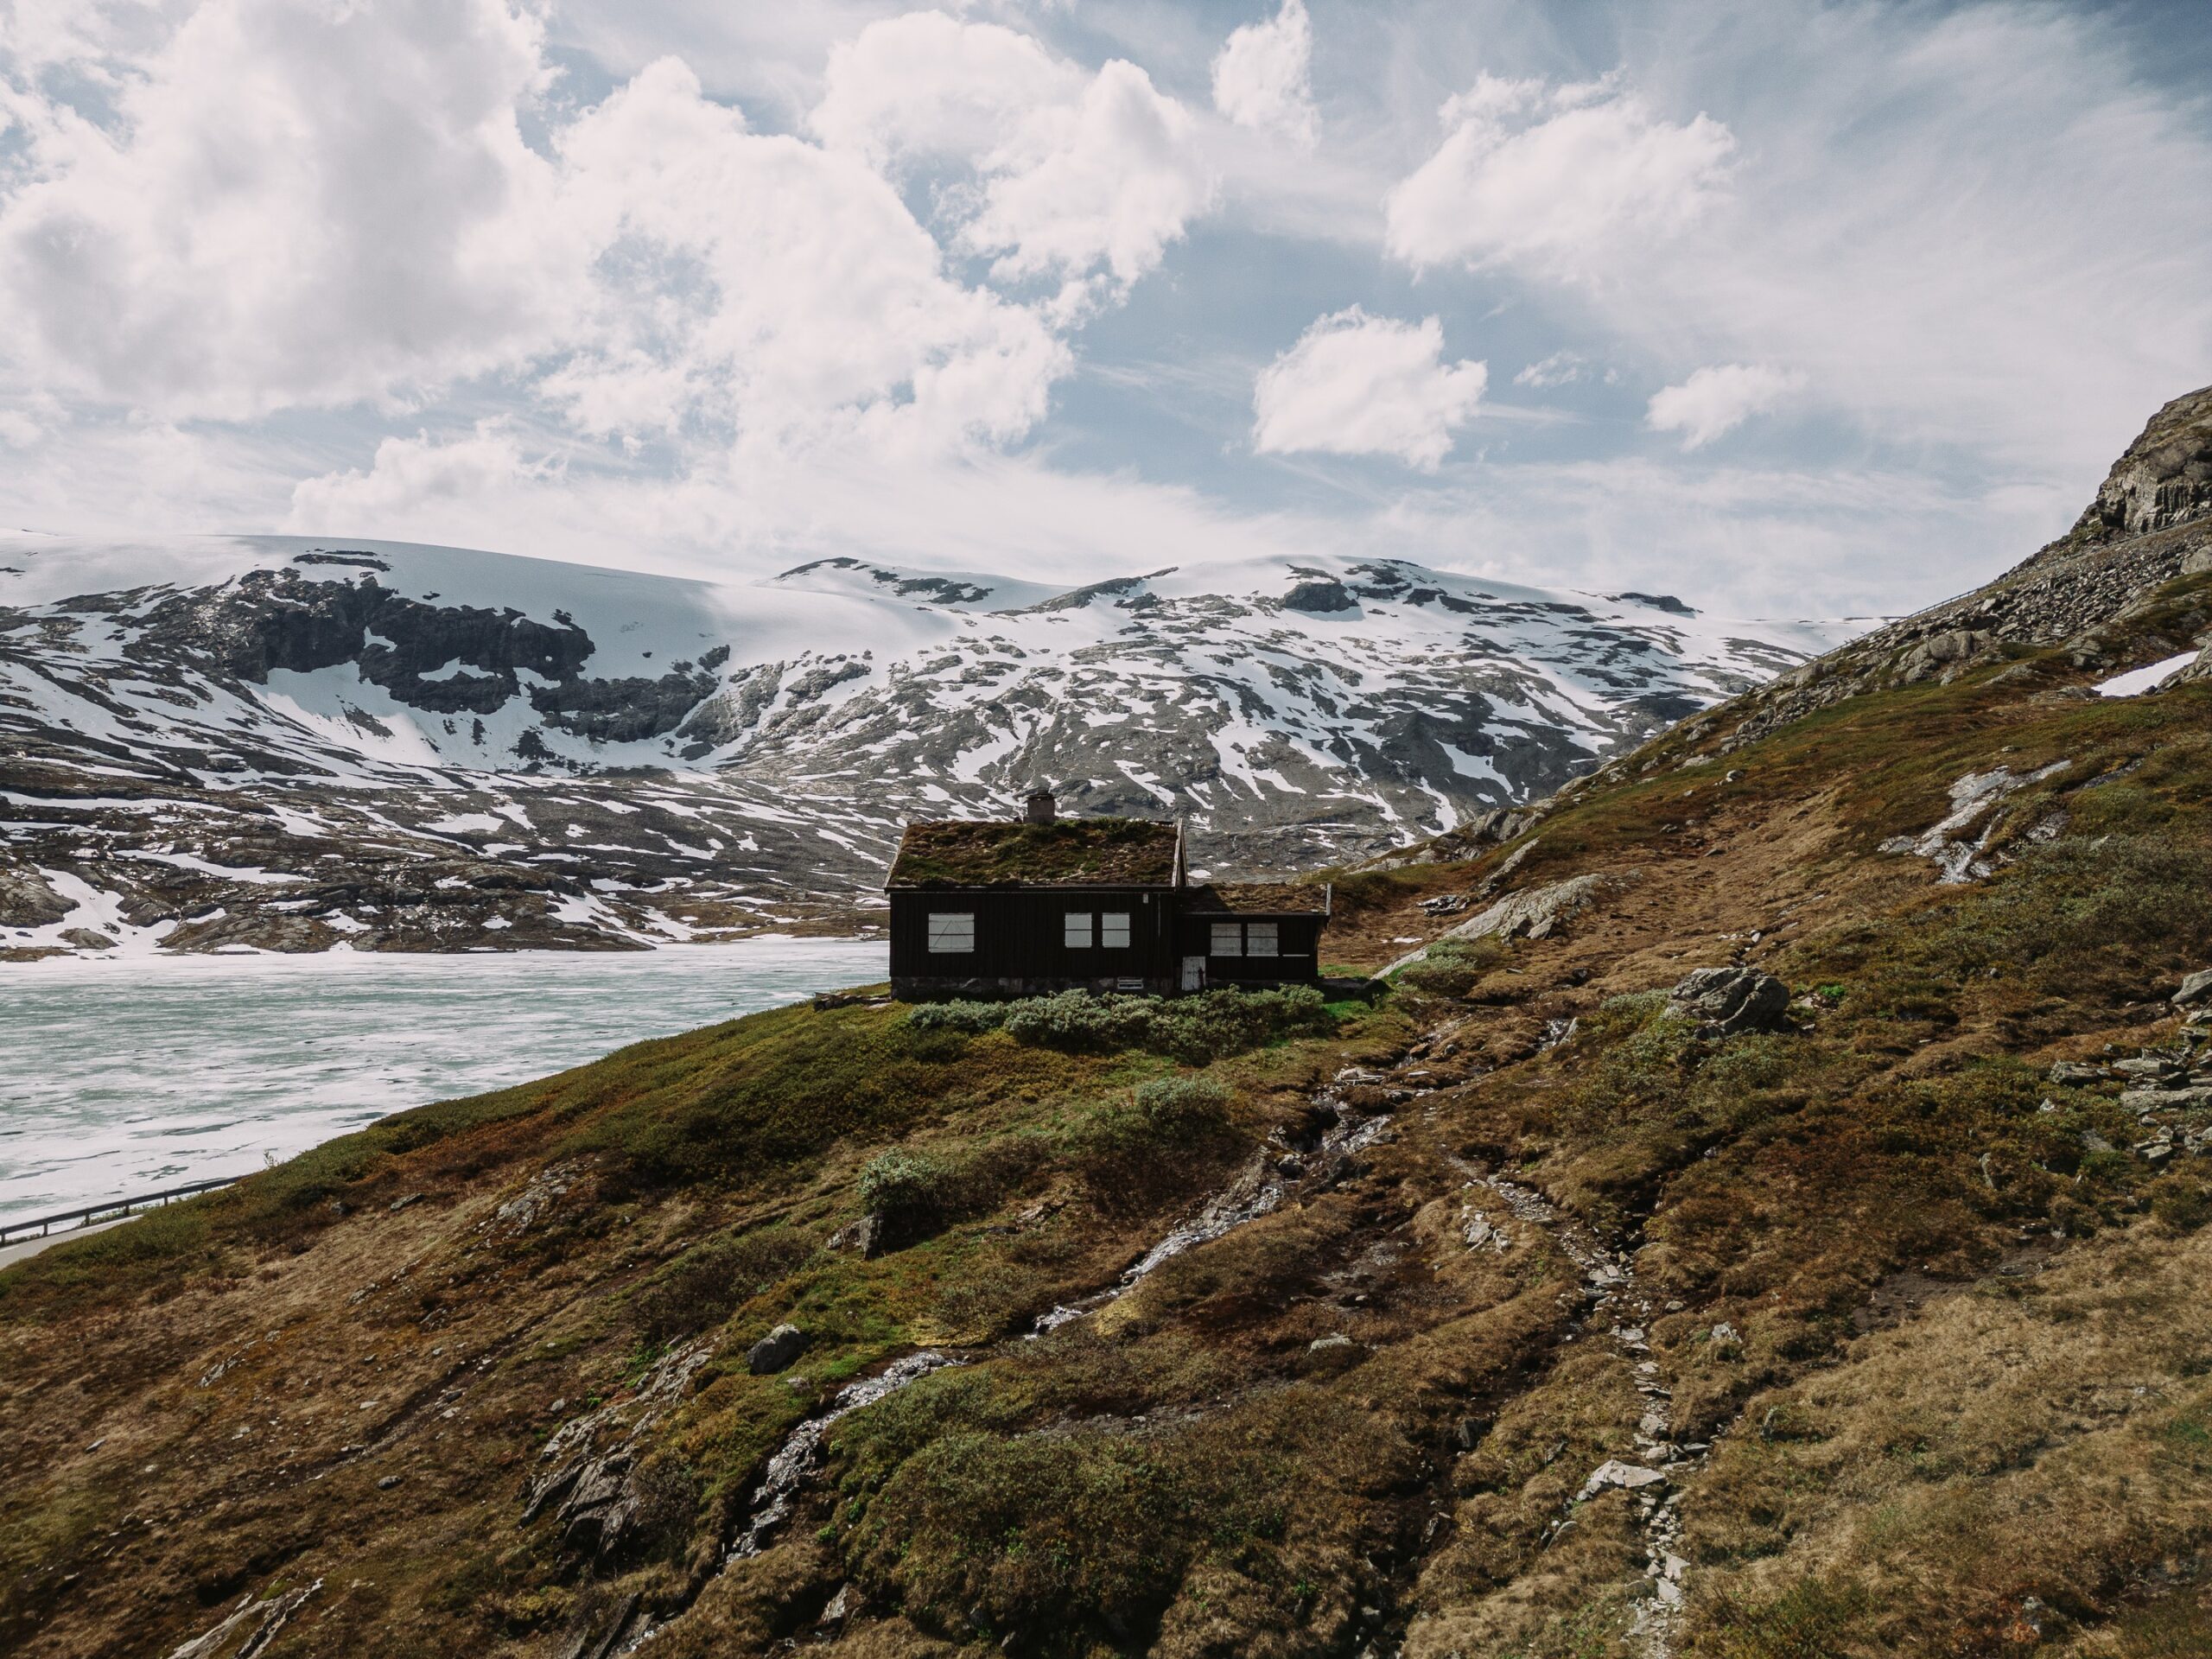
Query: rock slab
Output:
[[1667, 967, 1791, 1035]]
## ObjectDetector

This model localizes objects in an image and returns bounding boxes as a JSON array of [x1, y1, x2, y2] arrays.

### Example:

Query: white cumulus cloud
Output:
[[1211, 0, 1318, 149], [289, 426, 557, 526], [1253, 308, 1485, 470], [0, 0, 569, 420], [550, 55, 1069, 457], [811, 12, 1214, 317], [1385, 73, 1734, 280], [0, 5, 1083, 461], [1645, 364, 1805, 449]]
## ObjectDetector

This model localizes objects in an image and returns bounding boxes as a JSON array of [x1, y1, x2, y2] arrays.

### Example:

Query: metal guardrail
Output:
[[0, 1176, 240, 1247]]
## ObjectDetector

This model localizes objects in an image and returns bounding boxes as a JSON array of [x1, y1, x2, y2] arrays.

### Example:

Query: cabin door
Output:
[[1180, 955, 1205, 992]]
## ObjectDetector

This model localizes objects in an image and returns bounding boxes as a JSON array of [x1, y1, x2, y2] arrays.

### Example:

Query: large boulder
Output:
[[746, 1323, 809, 1375], [2175, 969, 2212, 1007], [1667, 966, 1791, 1035], [1897, 628, 1990, 684], [0, 868, 71, 927]]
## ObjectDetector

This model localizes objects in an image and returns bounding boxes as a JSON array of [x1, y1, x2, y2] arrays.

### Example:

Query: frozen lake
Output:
[[0, 939, 887, 1226]]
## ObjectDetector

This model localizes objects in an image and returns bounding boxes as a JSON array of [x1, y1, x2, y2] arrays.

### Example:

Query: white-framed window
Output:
[[927, 912, 976, 954], [1101, 912, 1132, 949], [1065, 910, 1093, 948], [1246, 922, 1279, 957], [1210, 921, 1243, 957]]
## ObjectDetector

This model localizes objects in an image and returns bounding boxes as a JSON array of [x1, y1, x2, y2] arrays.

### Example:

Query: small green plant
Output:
[[621, 1339, 666, 1386]]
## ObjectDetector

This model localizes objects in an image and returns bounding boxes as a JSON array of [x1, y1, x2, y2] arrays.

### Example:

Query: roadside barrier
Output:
[[0, 1176, 239, 1247]]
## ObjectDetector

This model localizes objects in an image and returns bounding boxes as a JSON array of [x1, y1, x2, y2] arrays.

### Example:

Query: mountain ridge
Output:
[[0, 536, 1848, 957]]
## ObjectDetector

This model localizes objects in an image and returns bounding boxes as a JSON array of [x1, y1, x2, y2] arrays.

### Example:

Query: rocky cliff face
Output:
[[0, 538, 1842, 956], [2069, 384, 2212, 539]]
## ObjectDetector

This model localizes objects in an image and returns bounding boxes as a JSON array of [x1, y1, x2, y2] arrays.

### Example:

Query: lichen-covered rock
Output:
[[1897, 628, 1990, 683], [1666, 966, 1791, 1035], [2175, 969, 2212, 1007]]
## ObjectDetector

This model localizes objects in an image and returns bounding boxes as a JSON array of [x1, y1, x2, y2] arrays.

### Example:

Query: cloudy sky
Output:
[[2, 0, 2209, 614]]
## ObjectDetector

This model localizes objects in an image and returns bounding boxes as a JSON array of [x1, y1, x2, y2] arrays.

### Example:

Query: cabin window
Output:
[[1210, 921, 1243, 957], [927, 912, 976, 954], [1247, 922, 1279, 957], [1065, 911, 1094, 948], [1101, 912, 1132, 949]]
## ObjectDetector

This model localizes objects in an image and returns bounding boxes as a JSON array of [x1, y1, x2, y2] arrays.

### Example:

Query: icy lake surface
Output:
[[0, 939, 887, 1225]]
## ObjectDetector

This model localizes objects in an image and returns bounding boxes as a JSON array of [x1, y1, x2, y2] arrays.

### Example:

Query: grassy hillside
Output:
[[5, 398, 2212, 1659]]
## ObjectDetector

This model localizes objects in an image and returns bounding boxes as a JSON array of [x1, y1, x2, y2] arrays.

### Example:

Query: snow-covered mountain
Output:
[[0, 532, 1856, 955]]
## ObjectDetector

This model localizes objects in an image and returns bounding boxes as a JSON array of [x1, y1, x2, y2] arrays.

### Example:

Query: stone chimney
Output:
[[1024, 788, 1056, 826]]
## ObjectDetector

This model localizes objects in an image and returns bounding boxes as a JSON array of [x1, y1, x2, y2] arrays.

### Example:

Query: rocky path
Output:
[[1435, 1160, 1707, 1659]]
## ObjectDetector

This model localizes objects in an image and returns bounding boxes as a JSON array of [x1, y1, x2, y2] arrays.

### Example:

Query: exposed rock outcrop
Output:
[[1669, 385, 2212, 762], [2068, 384, 2212, 539], [0, 868, 70, 926], [1665, 966, 1791, 1035]]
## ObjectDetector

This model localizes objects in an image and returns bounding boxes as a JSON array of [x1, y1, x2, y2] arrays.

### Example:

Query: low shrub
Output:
[[1062, 1078, 1235, 1203], [901, 987, 1335, 1065], [858, 1148, 954, 1236], [1131, 1077, 1230, 1138], [903, 1000, 1007, 1034], [629, 1224, 817, 1344], [1396, 934, 1511, 998], [1002, 992, 1156, 1051]]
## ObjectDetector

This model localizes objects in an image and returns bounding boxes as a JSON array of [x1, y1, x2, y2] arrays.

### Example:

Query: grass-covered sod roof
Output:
[[886, 816, 1179, 888], [1182, 880, 1332, 916]]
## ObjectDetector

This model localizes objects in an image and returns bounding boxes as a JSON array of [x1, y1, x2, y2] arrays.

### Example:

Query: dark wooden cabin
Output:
[[885, 791, 1332, 1001], [886, 793, 1185, 999]]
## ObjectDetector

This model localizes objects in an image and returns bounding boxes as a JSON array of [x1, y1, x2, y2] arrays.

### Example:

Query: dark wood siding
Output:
[[889, 887, 1179, 996], [1173, 914, 1325, 988]]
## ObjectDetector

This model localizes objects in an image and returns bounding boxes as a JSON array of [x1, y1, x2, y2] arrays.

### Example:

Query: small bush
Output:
[[1397, 934, 1510, 998], [1132, 1077, 1230, 1139], [1060, 1077, 1236, 1204], [1002, 991, 1156, 1051], [1147, 987, 1334, 1064], [903, 1000, 1007, 1034], [859, 1148, 954, 1235], [2152, 1174, 2212, 1236]]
